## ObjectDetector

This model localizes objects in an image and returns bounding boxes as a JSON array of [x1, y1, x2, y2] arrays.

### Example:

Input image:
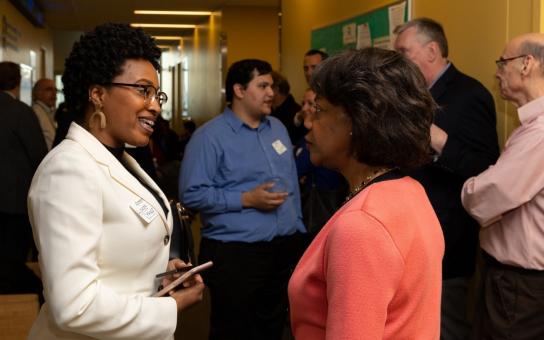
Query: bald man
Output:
[[32, 78, 57, 150], [462, 33, 544, 339]]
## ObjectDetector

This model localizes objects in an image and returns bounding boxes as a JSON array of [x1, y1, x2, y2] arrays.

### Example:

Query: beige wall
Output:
[[183, 12, 223, 127], [52, 30, 83, 75], [183, 6, 279, 127], [281, 0, 540, 147], [222, 6, 279, 70], [0, 0, 54, 78]]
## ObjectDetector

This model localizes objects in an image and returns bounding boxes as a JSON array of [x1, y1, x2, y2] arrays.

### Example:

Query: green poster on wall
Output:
[[311, 0, 410, 56]]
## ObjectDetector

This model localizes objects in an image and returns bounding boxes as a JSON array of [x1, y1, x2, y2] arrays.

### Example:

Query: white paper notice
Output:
[[356, 23, 372, 49], [342, 23, 357, 45], [373, 36, 391, 50], [389, 1, 407, 40]]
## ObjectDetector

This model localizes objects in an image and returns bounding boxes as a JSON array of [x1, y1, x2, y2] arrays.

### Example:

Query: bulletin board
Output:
[[310, 0, 410, 56]]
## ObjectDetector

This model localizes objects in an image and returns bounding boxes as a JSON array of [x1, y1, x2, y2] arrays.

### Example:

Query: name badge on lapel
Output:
[[130, 198, 158, 224], [272, 140, 287, 155]]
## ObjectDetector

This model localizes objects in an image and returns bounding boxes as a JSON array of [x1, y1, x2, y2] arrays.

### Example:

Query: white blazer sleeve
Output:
[[28, 149, 177, 339]]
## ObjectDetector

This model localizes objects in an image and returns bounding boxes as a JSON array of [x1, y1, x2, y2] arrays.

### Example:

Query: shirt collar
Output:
[[428, 62, 451, 89], [34, 100, 54, 114], [223, 107, 271, 133], [518, 95, 544, 125], [3, 90, 16, 99]]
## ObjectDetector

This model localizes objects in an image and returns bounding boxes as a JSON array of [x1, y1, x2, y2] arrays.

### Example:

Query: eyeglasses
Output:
[[313, 103, 324, 114], [495, 55, 527, 68], [106, 82, 168, 106]]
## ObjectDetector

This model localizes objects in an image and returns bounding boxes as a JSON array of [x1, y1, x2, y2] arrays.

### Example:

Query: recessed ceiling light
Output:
[[153, 36, 183, 40], [134, 10, 211, 16], [131, 23, 196, 28]]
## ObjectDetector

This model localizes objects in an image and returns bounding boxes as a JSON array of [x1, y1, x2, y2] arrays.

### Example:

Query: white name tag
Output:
[[130, 198, 158, 224], [272, 140, 287, 155]]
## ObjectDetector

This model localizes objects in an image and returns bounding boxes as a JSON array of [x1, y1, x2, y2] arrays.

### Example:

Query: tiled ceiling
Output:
[[42, 0, 279, 36]]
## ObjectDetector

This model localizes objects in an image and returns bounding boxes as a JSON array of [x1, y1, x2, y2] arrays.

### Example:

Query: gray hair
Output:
[[519, 40, 544, 73], [394, 17, 449, 58]]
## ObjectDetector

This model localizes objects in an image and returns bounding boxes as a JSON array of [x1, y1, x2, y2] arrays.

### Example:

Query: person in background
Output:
[[303, 49, 328, 84], [296, 50, 346, 237], [179, 119, 196, 160], [151, 115, 182, 200], [151, 115, 180, 166], [27, 23, 204, 340], [295, 88, 347, 236], [52, 102, 69, 147], [32, 78, 58, 150], [0, 61, 47, 300], [462, 33, 544, 340], [270, 71, 305, 144], [180, 59, 306, 340], [394, 18, 500, 339], [288, 47, 444, 340], [294, 49, 329, 128]]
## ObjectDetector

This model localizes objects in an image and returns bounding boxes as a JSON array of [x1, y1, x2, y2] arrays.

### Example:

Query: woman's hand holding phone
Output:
[[156, 258, 210, 311], [169, 274, 204, 311]]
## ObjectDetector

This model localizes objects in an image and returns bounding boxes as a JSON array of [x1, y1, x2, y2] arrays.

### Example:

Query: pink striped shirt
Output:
[[462, 95, 544, 269]]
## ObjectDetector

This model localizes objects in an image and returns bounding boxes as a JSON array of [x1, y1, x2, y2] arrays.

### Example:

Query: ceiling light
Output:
[[157, 45, 173, 49], [153, 36, 183, 40], [135, 10, 211, 16], [131, 23, 196, 28]]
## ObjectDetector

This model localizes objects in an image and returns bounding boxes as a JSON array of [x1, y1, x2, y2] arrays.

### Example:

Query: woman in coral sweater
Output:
[[288, 48, 445, 340]]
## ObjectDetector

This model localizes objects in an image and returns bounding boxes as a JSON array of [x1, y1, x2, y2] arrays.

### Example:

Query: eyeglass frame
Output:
[[104, 82, 168, 106], [495, 54, 527, 68]]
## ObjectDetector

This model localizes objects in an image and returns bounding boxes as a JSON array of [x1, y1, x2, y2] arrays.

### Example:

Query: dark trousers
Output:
[[0, 212, 43, 300], [472, 252, 544, 340], [199, 232, 306, 340], [441, 276, 472, 340]]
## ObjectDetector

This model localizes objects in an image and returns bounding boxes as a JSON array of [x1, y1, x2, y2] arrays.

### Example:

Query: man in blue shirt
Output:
[[180, 59, 306, 340]]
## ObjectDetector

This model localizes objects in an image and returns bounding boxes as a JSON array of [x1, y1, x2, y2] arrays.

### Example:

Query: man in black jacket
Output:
[[0, 61, 47, 298], [270, 71, 306, 145], [394, 18, 500, 340]]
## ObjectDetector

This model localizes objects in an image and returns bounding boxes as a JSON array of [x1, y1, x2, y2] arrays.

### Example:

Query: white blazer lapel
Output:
[[121, 153, 172, 231], [66, 123, 172, 233]]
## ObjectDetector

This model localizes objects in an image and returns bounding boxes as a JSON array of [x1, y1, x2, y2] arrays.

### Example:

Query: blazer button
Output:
[[163, 235, 170, 245]]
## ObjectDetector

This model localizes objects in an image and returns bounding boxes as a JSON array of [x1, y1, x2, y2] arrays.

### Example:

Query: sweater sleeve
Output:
[[324, 210, 404, 340]]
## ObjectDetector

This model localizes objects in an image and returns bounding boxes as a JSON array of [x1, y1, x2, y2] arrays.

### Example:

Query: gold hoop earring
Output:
[[90, 104, 106, 129]]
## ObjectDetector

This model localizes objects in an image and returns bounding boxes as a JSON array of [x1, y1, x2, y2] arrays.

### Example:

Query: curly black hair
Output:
[[62, 22, 161, 123], [310, 47, 436, 169]]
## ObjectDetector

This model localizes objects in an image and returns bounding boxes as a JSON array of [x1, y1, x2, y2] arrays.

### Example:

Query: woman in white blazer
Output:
[[27, 23, 204, 339]]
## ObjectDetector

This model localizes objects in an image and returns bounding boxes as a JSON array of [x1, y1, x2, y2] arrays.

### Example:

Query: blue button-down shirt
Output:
[[179, 108, 305, 242]]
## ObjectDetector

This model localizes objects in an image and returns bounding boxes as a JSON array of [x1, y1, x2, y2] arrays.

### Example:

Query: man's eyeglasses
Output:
[[106, 82, 168, 106], [495, 55, 527, 68]]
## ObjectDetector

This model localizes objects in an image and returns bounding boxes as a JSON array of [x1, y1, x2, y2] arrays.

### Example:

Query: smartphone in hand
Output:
[[152, 261, 213, 297], [155, 265, 195, 278]]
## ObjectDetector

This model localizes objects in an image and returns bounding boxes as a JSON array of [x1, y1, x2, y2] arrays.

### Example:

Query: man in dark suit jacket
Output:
[[394, 19, 500, 340], [270, 71, 306, 145], [0, 62, 47, 298]]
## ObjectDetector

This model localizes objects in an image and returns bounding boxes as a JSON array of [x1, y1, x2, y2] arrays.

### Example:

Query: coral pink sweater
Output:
[[288, 176, 444, 340]]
